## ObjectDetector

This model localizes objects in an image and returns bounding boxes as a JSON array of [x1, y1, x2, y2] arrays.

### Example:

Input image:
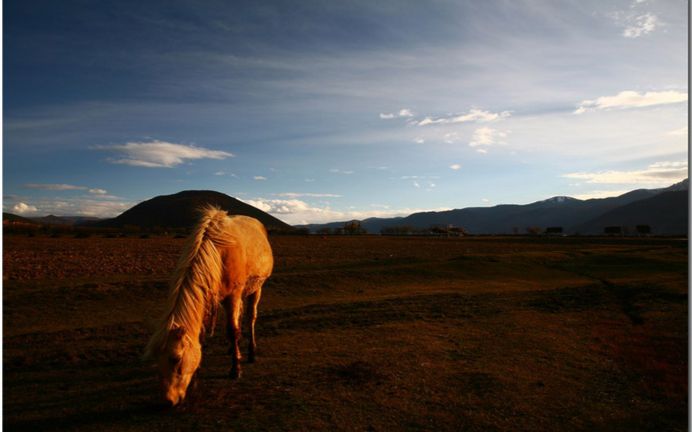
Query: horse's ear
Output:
[[171, 326, 186, 340]]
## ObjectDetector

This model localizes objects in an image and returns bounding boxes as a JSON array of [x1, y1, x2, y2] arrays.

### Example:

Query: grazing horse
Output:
[[144, 206, 273, 406]]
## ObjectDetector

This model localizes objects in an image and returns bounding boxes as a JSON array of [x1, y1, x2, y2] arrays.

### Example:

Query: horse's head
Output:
[[158, 326, 201, 406]]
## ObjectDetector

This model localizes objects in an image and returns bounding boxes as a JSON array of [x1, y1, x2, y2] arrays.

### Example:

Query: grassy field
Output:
[[3, 235, 688, 431]]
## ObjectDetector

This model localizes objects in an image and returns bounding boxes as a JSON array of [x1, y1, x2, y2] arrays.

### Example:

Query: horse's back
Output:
[[223, 215, 273, 281]]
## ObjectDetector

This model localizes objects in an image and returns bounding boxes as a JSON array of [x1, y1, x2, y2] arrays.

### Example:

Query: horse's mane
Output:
[[144, 205, 236, 360]]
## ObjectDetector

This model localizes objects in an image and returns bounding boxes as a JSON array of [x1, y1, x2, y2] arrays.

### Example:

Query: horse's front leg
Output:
[[223, 296, 243, 379]]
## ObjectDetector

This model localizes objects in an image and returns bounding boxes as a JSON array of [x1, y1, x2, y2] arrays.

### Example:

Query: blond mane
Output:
[[144, 205, 236, 360]]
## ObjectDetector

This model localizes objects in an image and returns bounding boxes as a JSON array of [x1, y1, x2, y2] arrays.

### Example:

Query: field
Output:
[[3, 234, 688, 431]]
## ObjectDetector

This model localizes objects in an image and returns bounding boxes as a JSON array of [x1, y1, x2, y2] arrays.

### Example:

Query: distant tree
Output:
[[449, 226, 467, 236], [430, 225, 449, 236], [636, 225, 651, 235], [604, 226, 622, 235], [343, 220, 366, 235], [545, 226, 563, 235], [317, 227, 333, 235]]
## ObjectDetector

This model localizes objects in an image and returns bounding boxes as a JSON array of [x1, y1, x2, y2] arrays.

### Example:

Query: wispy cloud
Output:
[[623, 13, 660, 38], [575, 90, 687, 114], [449, 163, 461, 170], [563, 160, 687, 185], [329, 168, 354, 175], [253, 176, 267, 181], [668, 126, 688, 137], [469, 127, 507, 148], [24, 183, 108, 194], [241, 197, 449, 225], [416, 109, 510, 126], [275, 192, 342, 198], [94, 140, 233, 168], [379, 108, 414, 119], [24, 183, 86, 191], [443, 132, 461, 144]]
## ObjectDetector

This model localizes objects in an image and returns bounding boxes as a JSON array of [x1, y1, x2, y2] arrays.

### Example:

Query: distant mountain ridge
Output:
[[94, 190, 290, 230], [300, 179, 689, 235]]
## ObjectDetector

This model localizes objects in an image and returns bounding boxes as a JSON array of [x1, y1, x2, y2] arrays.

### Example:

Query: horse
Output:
[[143, 206, 273, 406]]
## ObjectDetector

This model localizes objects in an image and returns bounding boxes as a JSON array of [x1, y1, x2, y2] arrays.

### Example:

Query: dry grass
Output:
[[3, 235, 688, 431]]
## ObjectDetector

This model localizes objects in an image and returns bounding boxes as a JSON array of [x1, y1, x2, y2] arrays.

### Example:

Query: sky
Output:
[[3, 0, 688, 225]]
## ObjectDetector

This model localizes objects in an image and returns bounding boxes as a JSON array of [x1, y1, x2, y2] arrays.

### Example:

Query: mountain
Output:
[[575, 190, 688, 235], [95, 190, 290, 230], [301, 179, 688, 235]]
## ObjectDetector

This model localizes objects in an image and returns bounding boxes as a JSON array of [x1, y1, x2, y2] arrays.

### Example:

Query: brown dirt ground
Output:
[[3, 235, 688, 431]]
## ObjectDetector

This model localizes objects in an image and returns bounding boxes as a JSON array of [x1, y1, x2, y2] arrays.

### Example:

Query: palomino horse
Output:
[[144, 206, 273, 406]]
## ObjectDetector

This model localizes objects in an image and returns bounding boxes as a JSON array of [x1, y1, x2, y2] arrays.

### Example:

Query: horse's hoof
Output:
[[230, 369, 242, 380]]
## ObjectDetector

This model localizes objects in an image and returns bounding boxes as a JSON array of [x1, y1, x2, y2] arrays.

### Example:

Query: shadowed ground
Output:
[[3, 235, 688, 431]]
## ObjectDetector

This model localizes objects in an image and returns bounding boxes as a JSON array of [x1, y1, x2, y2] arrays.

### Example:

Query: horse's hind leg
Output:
[[223, 296, 243, 379], [247, 286, 263, 363]]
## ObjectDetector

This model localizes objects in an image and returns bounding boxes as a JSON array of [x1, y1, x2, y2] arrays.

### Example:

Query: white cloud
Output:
[[12, 202, 38, 214], [417, 109, 510, 126], [253, 176, 267, 181], [88, 188, 108, 194], [379, 113, 395, 119], [623, 13, 659, 38], [241, 197, 450, 225], [481, 198, 490, 203], [95, 140, 233, 168], [469, 127, 507, 147], [476, 148, 488, 154], [413, 181, 421, 188], [574, 90, 687, 114], [414, 137, 425, 144], [563, 160, 688, 185], [449, 164, 461, 170]]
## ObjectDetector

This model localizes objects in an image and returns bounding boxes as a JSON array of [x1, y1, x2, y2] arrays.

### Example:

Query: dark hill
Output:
[[96, 190, 290, 230], [3, 212, 38, 224]]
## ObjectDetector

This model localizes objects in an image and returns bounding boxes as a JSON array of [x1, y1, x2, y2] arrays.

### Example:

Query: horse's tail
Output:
[[143, 205, 235, 361]]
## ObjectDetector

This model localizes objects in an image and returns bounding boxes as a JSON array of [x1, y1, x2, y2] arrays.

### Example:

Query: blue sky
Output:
[[4, 0, 688, 224]]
